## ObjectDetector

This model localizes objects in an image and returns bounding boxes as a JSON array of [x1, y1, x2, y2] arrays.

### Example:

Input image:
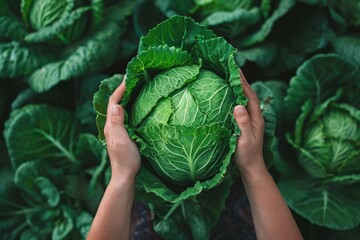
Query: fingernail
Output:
[[112, 105, 120, 115], [235, 105, 245, 116]]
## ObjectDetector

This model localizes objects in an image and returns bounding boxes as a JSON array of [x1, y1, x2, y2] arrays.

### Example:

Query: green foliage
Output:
[[0, 0, 135, 92], [325, 0, 360, 30], [1, 74, 109, 239], [133, 0, 329, 76], [1, 0, 360, 239]]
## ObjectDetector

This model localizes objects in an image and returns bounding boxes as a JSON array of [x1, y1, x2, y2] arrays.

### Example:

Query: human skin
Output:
[[87, 77, 141, 240], [87, 71, 303, 240], [233, 70, 303, 240]]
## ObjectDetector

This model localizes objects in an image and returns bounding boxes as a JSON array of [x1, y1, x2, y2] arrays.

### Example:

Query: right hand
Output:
[[104, 76, 141, 181]]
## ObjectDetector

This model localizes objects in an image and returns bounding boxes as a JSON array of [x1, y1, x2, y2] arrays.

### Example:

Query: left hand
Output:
[[104, 76, 141, 182], [233, 70, 266, 174]]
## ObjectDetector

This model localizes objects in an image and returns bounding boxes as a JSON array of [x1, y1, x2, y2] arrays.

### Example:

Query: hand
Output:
[[233, 70, 266, 174], [104, 76, 141, 182]]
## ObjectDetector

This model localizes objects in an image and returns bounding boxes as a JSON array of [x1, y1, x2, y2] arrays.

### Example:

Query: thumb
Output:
[[110, 104, 124, 126], [234, 105, 252, 138]]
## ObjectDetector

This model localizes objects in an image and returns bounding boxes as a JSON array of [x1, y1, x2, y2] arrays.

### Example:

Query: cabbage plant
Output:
[[1, 74, 110, 239], [133, 0, 329, 76], [0, 0, 134, 92], [94, 16, 275, 239], [272, 54, 360, 230], [2, 105, 106, 239]]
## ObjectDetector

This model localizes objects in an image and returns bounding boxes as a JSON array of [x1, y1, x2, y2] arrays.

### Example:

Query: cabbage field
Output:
[[0, 0, 359, 239]]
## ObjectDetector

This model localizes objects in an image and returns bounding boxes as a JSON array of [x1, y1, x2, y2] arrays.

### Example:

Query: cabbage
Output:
[[271, 54, 360, 230], [94, 16, 275, 239], [28, 0, 87, 45], [298, 103, 360, 178], [96, 16, 248, 198], [131, 68, 236, 185]]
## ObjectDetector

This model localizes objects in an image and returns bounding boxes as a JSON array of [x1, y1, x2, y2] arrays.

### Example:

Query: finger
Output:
[[234, 105, 253, 138], [239, 69, 262, 123], [110, 104, 125, 126], [106, 76, 126, 126], [104, 104, 126, 141], [239, 68, 249, 86], [108, 76, 126, 107]]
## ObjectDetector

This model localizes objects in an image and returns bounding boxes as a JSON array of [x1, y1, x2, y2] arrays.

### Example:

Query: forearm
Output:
[[240, 160, 303, 240], [87, 177, 135, 240]]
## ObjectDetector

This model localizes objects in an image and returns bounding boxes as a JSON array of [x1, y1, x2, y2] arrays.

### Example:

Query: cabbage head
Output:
[[94, 16, 276, 239], [28, 0, 87, 45], [272, 54, 360, 230], [95, 16, 247, 202], [296, 103, 360, 179], [130, 68, 236, 185]]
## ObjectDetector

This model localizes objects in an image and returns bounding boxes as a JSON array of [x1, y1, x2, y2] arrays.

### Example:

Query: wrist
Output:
[[238, 157, 268, 183], [106, 176, 136, 203], [109, 170, 137, 188], [110, 162, 138, 181]]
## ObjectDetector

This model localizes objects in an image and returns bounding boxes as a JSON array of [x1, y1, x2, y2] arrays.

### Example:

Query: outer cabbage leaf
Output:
[[27, 3, 132, 92], [264, 80, 288, 134], [76, 211, 94, 239], [0, 42, 55, 78], [0, 182, 28, 240], [324, 0, 360, 30], [0, 16, 28, 41], [235, 41, 277, 68], [311, 225, 360, 240], [138, 15, 216, 51], [14, 161, 62, 206], [284, 54, 358, 124], [258, 4, 328, 76], [93, 74, 124, 144], [235, 0, 296, 48], [332, 35, 360, 66], [279, 177, 360, 230], [4, 104, 81, 169], [91, 0, 105, 25], [151, 176, 233, 240], [251, 82, 276, 168]]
